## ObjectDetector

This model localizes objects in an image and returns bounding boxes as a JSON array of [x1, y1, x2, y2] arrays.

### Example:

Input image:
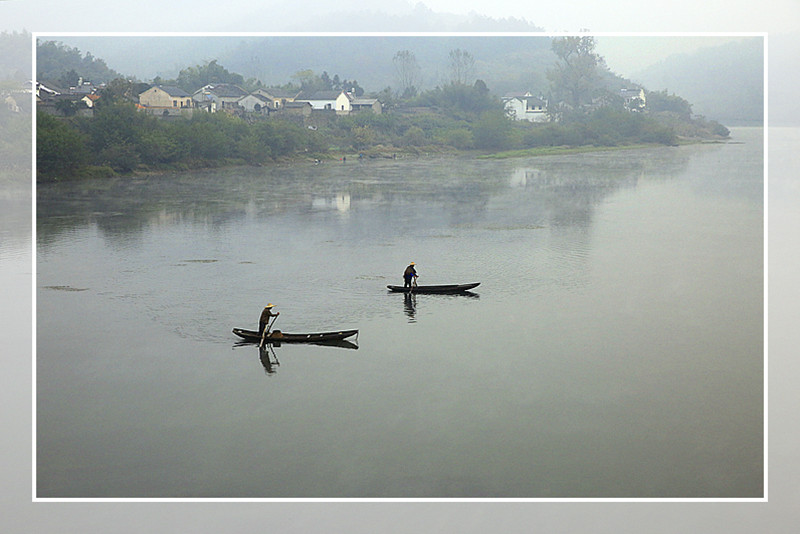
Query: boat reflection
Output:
[[234, 339, 359, 350], [404, 292, 417, 322], [400, 290, 480, 323], [235, 336, 359, 376], [259, 344, 280, 375]]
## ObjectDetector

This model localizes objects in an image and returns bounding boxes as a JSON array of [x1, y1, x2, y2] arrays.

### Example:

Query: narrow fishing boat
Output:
[[386, 282, 480, 294], [232, 328, 359, 344]]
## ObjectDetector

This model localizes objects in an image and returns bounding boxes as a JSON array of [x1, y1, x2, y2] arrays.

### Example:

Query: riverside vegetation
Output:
[[35, 37, 730, 182]]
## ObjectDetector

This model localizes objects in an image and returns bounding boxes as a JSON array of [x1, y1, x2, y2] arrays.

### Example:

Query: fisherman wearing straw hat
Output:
[[258, 304, 280, 336], [403, 262, 418, 289]]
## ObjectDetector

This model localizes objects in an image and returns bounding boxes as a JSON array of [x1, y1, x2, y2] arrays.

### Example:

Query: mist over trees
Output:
[[448, 49, 476, 85], [632, 38, 763, 124], [1, 31, 32, 181], [0, 30, 31, 82], [393, 50, 421, 98]]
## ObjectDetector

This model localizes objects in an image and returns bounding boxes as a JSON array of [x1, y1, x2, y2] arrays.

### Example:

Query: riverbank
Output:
[[477, 135, 730, 160], [37, 137, 733, 183]]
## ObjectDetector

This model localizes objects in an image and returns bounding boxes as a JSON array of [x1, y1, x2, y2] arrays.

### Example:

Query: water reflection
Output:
[[249, 338, 358, 376], [35, 148, 700, 249], [312, 193, 351, 212], [403, 292, 416, 322], [258, 344, 280, 375], [397, 291, 480, 323]]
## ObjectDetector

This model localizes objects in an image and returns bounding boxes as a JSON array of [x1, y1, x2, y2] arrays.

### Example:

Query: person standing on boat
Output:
[[403, 262, 418, 288], [259, 304, 280, 336]]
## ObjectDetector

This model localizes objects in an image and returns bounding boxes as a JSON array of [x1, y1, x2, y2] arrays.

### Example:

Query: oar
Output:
[[260, 315, 279, 348]]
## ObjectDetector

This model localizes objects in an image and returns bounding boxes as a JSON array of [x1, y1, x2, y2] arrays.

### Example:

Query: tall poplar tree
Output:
[[547, 36, 602, 111], [393, 50, 421, 98]]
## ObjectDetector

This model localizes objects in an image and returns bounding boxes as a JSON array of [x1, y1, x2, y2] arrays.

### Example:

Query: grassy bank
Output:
[[477, 143, 659, 159]]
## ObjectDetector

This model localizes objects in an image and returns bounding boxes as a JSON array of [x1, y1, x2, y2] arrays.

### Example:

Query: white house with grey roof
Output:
[[502, 92, 548, 122], [296, 90, 382, 115]]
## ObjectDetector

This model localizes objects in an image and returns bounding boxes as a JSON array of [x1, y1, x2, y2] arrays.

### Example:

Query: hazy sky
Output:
[[3, 0, 796, 76], [4, 0, 798, 33]]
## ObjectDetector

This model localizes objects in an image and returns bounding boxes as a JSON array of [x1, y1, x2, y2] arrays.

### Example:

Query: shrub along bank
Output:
[[36, 100, 726, 182]]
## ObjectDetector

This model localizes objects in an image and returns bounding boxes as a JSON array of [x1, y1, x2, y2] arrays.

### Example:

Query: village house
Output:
[[279, 100, 313, 117], [502, 92, 548, 123], [36, 81, 65, 99], [70, 78, 97, 95], [3, 81, 32, 114], [295, 90, 340, 111], [620, 88, 646, 111], [251, 88, 299, 110], [37, 93, 95, 117], [237, 93, 272, 114], [192, 83, 248, 111], [138, 85, 193, 116], [338, 92, 383, 115], [82, 93, 100, 108], [296, 90, 382, 115], [4, 93, 21, 113]]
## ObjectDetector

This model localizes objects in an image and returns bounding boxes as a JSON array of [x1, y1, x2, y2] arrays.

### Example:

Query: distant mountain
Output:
[[631, 38, 764, 124]]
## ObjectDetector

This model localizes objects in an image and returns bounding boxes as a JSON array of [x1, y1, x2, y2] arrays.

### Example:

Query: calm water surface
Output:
[[36, 128, 763, 498]]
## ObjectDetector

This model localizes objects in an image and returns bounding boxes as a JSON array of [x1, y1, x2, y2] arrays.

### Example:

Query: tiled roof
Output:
[[299, 90, 342, 101], [158, 85, 191, 97], [207, 84, 248, 98]]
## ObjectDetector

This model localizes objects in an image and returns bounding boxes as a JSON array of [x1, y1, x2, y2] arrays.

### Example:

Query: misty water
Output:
[[36, 128, 763, 498]]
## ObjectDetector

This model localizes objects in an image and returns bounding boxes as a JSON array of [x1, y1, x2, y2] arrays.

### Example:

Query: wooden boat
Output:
[[232, 328, 358, 345], [386, 282, 480, 294]]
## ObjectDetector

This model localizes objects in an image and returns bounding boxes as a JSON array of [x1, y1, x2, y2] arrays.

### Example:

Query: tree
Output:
[[448, 49, 475, 85], [58, 69, 80, 89], [646, 89, 693, 117], [320, 71, 333, 90], [340, 78, 364, 96], [36, 39, 122, 84], [292, 69, 326, 93], [393, 50, 421, 98], [54, 99, 80, 117], [176, 60, 244, 91], [472, 111, 512, 150], [547, 36, 603, 111], [36, 112, 89, 178]]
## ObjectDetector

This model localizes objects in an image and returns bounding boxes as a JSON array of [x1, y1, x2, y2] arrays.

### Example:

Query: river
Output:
[[34, 128, 764, 498]]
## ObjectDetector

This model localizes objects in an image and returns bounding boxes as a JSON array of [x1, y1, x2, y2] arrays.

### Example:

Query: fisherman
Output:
[[403, 262, 418, 288], [258, 304, 280, 336]]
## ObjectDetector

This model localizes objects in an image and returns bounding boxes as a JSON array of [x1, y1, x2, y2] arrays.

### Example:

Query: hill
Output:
[[631, 38, 763, 124]]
